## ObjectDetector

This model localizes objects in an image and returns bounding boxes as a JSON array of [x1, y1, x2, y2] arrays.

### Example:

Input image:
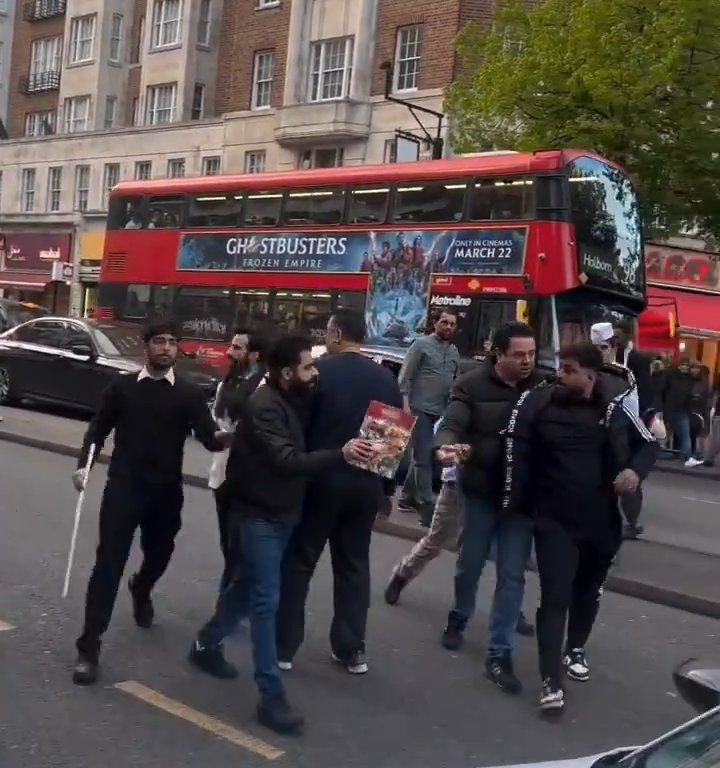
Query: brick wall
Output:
[[6, 4, 65, 138], [371, 0, 462, 96], [215, 0, 291, 115]]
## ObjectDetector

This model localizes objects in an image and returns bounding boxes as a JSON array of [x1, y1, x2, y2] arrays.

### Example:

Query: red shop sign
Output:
[[2, 233, 72, 272], [645, 244, 720, 293]]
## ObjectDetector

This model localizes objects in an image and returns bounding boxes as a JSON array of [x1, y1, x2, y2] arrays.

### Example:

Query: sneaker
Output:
[[623, 523, 644, 540], [332, 651, 368, 675], [384, 573, 408, 606], [516, 611, 535, 637], [684, 457, 704, 468], [485, 657, 522, 694], [128, 576, 154, 629], [564, 648, 590, 682], [277, 660, 293, 672], [188, 640, 239, 679], [441, 618, 464, 651], [539, 679, 564, 711], [702, 459, 715, 467], [257, 696, 304, 736], [72, 653, 99, 686]]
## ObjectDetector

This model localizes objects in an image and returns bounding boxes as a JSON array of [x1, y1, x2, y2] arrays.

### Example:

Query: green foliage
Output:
[[446, 0, 720, 241]]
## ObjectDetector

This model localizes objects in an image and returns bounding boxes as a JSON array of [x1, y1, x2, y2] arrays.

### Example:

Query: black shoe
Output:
[[72, 653, 99, 686], [516, 611, 535, 636], [485, 657, 522, 694], [128, 576, 154, 629], [257, 697, 304, 735], [188, 640, 239, 679], [441, 619, 464, 651], [622, 524, 644, 540], [384, 573, 408, 605], [332, 650, 368, 675]]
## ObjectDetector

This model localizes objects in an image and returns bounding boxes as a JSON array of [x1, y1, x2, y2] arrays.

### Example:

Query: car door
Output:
[[53, 322, 110, 409], [4, 319, 69, 400]]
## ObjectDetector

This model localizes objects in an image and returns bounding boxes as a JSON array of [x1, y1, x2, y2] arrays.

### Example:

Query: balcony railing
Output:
[[18, 70, 61, 94], [23, 0, 66, 21]]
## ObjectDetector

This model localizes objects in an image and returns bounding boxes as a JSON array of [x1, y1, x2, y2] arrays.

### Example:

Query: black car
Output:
[[0, 317, 220, 412], [0, 299, 49, 333]]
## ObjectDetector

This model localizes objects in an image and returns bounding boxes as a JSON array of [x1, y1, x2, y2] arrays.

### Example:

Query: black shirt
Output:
[[78, 373, 222, 484]]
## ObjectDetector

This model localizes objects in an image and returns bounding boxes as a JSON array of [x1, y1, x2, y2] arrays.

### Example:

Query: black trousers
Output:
[[276, 479, 379, 661], [214, 482, 236, 592], [76, 475, 183, 660], [534, 517, 619, 684], [620, 487, 643, 527]]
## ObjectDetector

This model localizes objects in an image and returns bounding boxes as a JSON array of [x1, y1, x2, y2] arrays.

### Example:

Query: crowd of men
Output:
[[68, 306, 658, 736]]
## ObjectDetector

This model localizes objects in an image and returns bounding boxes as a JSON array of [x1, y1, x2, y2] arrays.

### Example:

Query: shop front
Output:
[[644, 243, 720, 376], [0, 232, 74, 313], [77, 231, 105, 317]]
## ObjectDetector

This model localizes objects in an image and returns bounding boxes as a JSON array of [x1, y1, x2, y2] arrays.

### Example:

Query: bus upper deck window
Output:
[[470, 177, 534, 221], [349, 187, 389, 224], [244, 192, 282, 226], [109, 196, 143, 229], [393, 181, 467, 223], [283, 187, 345, 226], [147, 196, 184, 229], [187, 194, 243, 227]]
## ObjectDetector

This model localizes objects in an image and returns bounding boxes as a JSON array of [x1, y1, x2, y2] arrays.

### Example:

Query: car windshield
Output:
[[621, 710, 720, 768], [91, 325, 147, 357]]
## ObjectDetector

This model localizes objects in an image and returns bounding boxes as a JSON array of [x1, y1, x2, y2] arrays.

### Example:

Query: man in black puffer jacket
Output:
[[435, 321, 543, 696]]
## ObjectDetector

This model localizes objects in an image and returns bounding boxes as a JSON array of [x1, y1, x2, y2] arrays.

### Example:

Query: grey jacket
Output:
[[398, 334, 459, 417]]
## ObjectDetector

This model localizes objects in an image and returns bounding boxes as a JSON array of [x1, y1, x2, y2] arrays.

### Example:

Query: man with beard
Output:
[[435, 321, 542, 695], [189, 334, 375, 735], [276, 310, 403, 676], [208, 329, 268, 590], [71, 321, 231, 686], [503, 343, 657, 712]]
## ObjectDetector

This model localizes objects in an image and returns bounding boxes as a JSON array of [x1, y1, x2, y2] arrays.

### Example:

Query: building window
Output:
[[74, 165, 90, 211], [47, 167, 62, 212], [30, 36, 62, 76], [146, 83, 177, 124], [252, 50, 274, 110], [298, 147, 343, 169], [244, 150, 266, 174], [191, 83, 205, 120], [21, 168, 36, 213], [257, 0, 279, 7], [64, 95, 91, 133], [103, 163, 120, 208], [394, 25, 422, 92], [104, 96, 117, 129], [70, 14, 97, 64], [132, 15, 145, 63], [135, 161, 152, 180], [202, 156, 221, 175], [167, 158, 185, 178], [24, 110, 56, 137], [110, 14, 123, 62], [152, 0, 182, 48], [384, 139, 397, 164], [197, 0, 211, 45], [309, 37, 353, 102]]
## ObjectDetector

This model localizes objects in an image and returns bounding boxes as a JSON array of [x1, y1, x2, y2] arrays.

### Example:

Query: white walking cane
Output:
[[62, 443, 96, 598]]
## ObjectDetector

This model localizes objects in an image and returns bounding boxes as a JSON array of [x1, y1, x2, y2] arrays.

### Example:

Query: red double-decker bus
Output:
[[99, 149, 645, 368]]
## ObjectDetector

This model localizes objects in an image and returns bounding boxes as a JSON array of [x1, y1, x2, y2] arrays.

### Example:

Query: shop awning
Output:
[[0, 272, 48, 289], [648, 286, 720, 339]]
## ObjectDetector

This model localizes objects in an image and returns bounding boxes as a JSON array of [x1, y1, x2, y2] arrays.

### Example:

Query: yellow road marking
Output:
[[114, 680, 285, 760], [0, 620, 14, 631]]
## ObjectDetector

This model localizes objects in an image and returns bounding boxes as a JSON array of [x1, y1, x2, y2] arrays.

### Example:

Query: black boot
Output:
[[441, 614, 464, 651], [257, 696, 304, 735], [516, 611, 535, 636], [73, 653, 99, 686], [128, 576, 154, 629], [384, 573, 408, 605], [188, 640, 239, 679]]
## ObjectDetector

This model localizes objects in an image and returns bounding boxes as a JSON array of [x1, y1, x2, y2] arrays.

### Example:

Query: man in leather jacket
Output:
[[503, 342, 657, 712]]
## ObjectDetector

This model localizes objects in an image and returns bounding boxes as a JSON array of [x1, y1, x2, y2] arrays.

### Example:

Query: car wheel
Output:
[[0, 364, 20, 406]]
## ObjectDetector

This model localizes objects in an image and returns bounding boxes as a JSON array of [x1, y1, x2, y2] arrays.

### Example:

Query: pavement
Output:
[[1, 404, 719, 619], [1, 440, 719, 768]]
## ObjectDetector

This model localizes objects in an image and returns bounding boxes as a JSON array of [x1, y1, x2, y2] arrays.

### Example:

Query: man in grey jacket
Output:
[[397, 310, 460, 525]]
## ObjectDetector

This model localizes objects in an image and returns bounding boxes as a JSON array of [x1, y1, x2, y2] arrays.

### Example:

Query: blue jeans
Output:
[[450, 493, 533, 658], [670, 412, 693, 458], [400, 410, 436, 510], [199, 516, 297, 701]]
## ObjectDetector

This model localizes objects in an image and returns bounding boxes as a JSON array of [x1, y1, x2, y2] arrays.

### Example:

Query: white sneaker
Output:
[[685, 457, 704, 468], [277, 660, 293, 672], [563, 648, 590, 682], [332, 651, 368, 675], [540, 679, 564, 711]]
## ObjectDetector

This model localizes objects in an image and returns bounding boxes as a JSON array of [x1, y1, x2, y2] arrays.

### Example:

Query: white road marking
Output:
[[681, 496, 720, 506], [0, 620, 15, 631], [114, 680, 285, 760]]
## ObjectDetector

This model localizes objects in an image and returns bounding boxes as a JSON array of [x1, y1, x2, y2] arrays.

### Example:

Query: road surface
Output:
[[1, 441, 719, 768]]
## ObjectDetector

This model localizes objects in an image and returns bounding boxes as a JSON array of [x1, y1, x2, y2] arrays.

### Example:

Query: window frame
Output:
[[281, 186, 346, 227], [251, 50, 274, 110], [109, 13, 124, 62], [21, 168, 36, 213], [167, 158, 186, 178], [348, 185, 390, 224], [24, 109, 56, 137], [30, 35, 62, 76], [197, 0, 211, 46], [145, 82, 177, 125], [134, 161, 152, 180], [74, 165, 91, 212], [63, 95, 91, 133], [47, 166, 62, 212], [152, 0, 182, 49], [468, 175, 536, 222], [103, 163, 120, 209], [201, 156, 222, 175], [393, 25, 422, 93], [69, 14, 97, 64], [244, 150, 267, 174], [391, 179, 469, 224], [309, 36, 353, 102], [191, 82, 205, 120], [104, 95, 117, 129], [187, 193, 243, 228]]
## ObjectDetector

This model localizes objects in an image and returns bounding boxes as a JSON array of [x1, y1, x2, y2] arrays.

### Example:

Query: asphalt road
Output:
[[1, 441, 719, 768]]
